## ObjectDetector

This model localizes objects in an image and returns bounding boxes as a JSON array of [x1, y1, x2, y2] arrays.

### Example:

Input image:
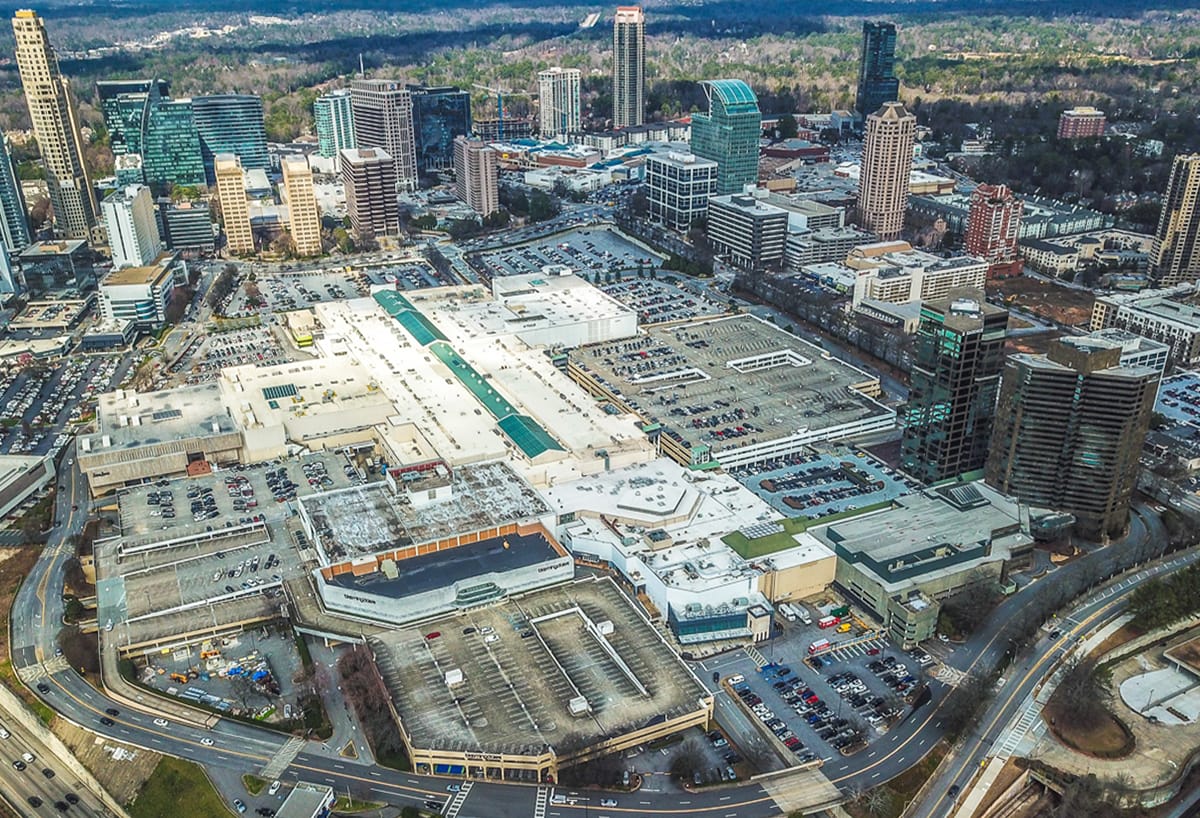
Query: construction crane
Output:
[[471, 82, 531, 141]]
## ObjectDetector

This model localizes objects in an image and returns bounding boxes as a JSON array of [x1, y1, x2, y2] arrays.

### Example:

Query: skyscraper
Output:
[[453, 136, 499, 218], [102, 184, 161, 269], [538, 68, 582, 138], [0, 130, 30, 254], [192, 95, 269, 184], [214, 154, 253, 256], [350, 80, 418, 192], [965, 184, 1024, 279], [612, 6, 645, 129], [12, 9, 99, 242], [986, 336, 1159, 541], [1149, 153, 1200, 288], [341, 148, 399, 239], [856, 22, 900, 121], [280, 157, 322, 257], [689, 79, 762, 195], [900, 289, 1008, 484], [408, 85, 472, 173], [98, 80, 206, 188], [857, 101, 915, 241], [313, 90, 356, 171]]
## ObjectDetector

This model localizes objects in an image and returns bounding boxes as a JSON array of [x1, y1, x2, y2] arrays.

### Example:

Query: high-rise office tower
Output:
[[350, 80, 418, 192], [280, 157, 322, 257], [857, 101, 915, 241], [538, 68, 582, 138], [1149, 153, 1200, 288], [102, 184, 161, 268], [12, 9, 99, 242], [408, 85, 471, 173], [314, 90, 356, 171], [612, 6, 645, 129], [689, 79, 762, 195], [986, 336, 1159, 541], [192, 94, 269, 184], [453, 136, 499, 218], [0, 130, 30, 254], [900, 289, 1008, 484], [97, 80, 206, 188], [856, 22, 900, 121], [965, 183, 1024, 279], [214, 154, 253, 256], [340, 148, 399, 239]]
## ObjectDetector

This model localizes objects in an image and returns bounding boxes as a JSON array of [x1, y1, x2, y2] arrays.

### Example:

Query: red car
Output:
[[425, 632, 441, 640], [866, 648, 881, 656]]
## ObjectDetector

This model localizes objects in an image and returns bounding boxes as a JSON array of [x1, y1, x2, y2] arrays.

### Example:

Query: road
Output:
[[910, 519, 1198, 818], [0, 714, 107, 817]]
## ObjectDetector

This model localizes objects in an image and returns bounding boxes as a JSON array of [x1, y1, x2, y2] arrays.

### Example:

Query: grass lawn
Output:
[[332, 796, 384, 812], [242, 774, 266, 795], [129, 757, 231, 818], [1044, 694, 1134, 758], [842, 740, 947, 818], [723, 501, 891, 558]]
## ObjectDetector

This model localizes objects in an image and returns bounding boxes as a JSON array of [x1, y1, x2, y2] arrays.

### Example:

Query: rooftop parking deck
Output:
[[372, 578, 710, 760], [573, 315, 893, 467]]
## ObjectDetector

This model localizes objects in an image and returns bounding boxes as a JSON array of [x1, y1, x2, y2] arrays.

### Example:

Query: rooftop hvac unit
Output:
[[381, 559, 398, 579], [596, 620, 614, 636], [445, 668, 464, 687], [212, 422, 220, 434], [568, 696, 590, 716]]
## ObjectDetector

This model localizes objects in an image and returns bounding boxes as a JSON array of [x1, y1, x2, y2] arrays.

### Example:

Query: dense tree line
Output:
[[1128, 563, 1200, 631], [336, 644, 409, 766]]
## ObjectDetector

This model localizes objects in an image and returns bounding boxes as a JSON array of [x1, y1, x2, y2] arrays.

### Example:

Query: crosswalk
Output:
[[995, 693, 1046, 758], [745, 645, 768, 668], [933, 664, 966, 687], [533, 786, 549, 818], [15, 656, 68, 684], [444, 782, 473, 818], [260, 735, 305, 779], [823, 634, 888, 661]]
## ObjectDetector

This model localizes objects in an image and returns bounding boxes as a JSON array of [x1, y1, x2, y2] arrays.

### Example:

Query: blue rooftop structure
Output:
[[704, 79, 760, 112]]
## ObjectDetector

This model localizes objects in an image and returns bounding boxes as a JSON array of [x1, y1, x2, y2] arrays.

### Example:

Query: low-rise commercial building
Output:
[[97, 253, 185, 331], [645, 151, 717, 232], [1091, 284, 1200, 366], [848, 243, 988, 308]]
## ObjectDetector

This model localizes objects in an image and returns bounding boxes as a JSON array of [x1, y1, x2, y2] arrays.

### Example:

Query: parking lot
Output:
[[165, 326, 299, 386], [599, 278, 726, 325], [116, 450, 364, 540], [1156, 372, 1200, 431], [733, 448, 916, 520], [696, 601, 939, 768], [360, 261, 454, 290], [468, 226, 662, 282], [0, 353, 133, 456], [224, 269, 371, 319]]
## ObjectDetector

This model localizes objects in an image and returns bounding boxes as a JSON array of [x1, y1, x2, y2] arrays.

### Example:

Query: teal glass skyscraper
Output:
[[314, 90, 355, 165], [689, 79, 761, 195], [0, 129, 29, 253], [96, 79, 205, 188], [192, 94, 269, 184], [856, 22, 900, 120]]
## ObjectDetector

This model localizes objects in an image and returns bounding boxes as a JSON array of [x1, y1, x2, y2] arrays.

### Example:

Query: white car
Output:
[[153, 718, 169, 727], [0, 727, 8, 739], [199, 738, 214, 746], [268, 780, 281, 796]]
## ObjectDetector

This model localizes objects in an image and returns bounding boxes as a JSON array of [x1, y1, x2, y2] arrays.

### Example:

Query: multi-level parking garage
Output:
[[370, 577, 713, 783]]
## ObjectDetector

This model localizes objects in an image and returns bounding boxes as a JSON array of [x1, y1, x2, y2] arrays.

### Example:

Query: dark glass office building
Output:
[[97, 79, 205, 188], [407, 85, 472, 173], [191, 94, 270, 184], [900, 289, 1008, 484], [856, 22, 900, 121]]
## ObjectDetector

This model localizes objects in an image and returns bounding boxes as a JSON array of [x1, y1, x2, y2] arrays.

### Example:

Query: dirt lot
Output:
[[987, 277, 1095, 327], [52, 720, 161, 805]]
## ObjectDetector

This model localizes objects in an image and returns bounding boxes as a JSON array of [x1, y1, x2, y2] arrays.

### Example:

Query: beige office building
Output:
[[857, 101, 916, 241], [538, 67, 582, 137], [349, 79, 418, 192], [612, 6, 645, 129], [341, 147, 399, 239], [281, 157, 322, 257], [214, 154, 253, 256], [453, 136, 499, 218], [1150, 153, 1200, 287], [12, 10, 99, 243]]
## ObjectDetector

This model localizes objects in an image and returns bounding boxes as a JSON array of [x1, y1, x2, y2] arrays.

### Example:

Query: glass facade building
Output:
[[97, 80, 205, 188], [314, 90, 356, 162], [191, 94, 269, 184], [408, 85, 472, 173], [856, 22, 900, 120], [0, 130, 30, 254], [689, 79, 761, 195]]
